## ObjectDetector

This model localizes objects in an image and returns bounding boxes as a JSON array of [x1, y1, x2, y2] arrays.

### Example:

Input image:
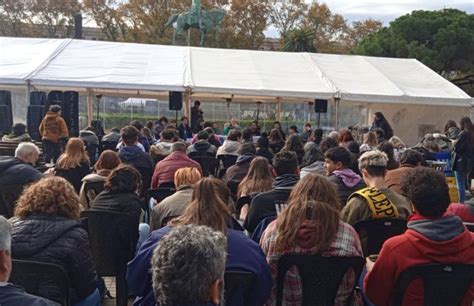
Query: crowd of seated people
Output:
[[0, 112, 473, 306]]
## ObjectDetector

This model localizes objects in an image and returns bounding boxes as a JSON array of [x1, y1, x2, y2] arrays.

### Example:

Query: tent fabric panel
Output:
[[189, 47, 336, 99], [30, 39, 187, 91], [0, 37, 67, 85]]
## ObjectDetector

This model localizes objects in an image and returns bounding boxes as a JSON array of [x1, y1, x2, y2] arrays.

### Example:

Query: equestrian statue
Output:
[[165, 0, 225, 46]]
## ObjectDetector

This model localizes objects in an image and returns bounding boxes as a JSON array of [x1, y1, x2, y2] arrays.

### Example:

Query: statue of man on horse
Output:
[[165, 0, 225, 46]]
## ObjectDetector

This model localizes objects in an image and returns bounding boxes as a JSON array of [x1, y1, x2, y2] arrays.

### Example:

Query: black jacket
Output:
[[453, 130, 473, 172], [256, 147, 274, 164], [0, 156, 43, 186], [178, 123, 193, 140], [327, 174, 365, 207], [10, 214, 97, 304], [55, 162, 90, 194], [244, 174, 299, 233], [90, 191, 142, 225], [0, 283, 59, 306], [118, 145, 154, 193]]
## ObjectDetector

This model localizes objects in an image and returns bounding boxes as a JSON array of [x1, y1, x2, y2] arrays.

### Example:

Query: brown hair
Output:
[[15, 176, 81, 219], [275, 174, 340, 252], [95, 150, 121, 172], [339, 129, 354, 143], [238, 157, 273, 197], [364, 132, 377, 147], [172, 178, 232, 233], [174, 167, 202, 188], [56, 138, 89, 169]]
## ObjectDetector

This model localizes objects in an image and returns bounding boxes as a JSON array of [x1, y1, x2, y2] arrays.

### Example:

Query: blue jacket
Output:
[[127, 226, 272, 306]]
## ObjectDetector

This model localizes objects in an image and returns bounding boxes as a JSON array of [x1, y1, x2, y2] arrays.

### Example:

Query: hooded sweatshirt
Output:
[[217, 140, 241, 156], [328, 169, 365, 206], [364, 214, 474, 306], [119, 145, 154, 192], [187, 140, 216, 155], [225, 154, 255, 184], [38, 111, 69, 143]]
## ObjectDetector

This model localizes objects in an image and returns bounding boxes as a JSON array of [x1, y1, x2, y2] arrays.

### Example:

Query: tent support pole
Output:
[[86, 89, 93, 126], [276, 97, 281, 122], [184, 89, 191, 119], [334, 97, 340, 130], [26, 81, 31, 106]]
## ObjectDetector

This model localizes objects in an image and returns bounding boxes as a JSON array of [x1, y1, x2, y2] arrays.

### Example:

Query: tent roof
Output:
[[0, 36, 471, 106]]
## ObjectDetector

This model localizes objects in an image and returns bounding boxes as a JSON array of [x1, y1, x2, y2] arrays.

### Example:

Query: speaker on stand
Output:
[[314, 99, 328, 128], [169, 91, 183, 123], [0, 90, 13, 135]]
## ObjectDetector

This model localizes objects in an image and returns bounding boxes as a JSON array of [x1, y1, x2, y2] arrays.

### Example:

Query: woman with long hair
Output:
[[371, 112, 393, 140], [454, 117, 474, 202], [377, 141, 399, 170], [238, 157, 274, 220], [339, 129, 354, 147], [260, 174, 363, 306], [284, 134, 304, 165], [79, 150, 122, 208], [127, 177, 273, 306], [269, 128, 285, 154], [55, 137, 90, 193], [360, 132, 377, 153], [10, 177, 100, 306]]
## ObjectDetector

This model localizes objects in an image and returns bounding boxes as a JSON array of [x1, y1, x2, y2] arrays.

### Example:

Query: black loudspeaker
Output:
[[63, 91, 79, 137], [314, 99, 328, 113], [0, 91, 13, 134], [169, 91, 183, 111], [30, 91, 47, 106], [27, 105, 45, 141], [47, 90, 64, 108]]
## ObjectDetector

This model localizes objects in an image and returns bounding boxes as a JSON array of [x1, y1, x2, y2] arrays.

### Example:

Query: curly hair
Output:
[[15, 176, 81, 219], [401, 167, 449, 217]]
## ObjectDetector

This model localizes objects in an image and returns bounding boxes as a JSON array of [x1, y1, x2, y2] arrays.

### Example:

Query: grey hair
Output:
[[151, 225, 227, 305], [358, 149, 388, 169], [15, 142, 40, 159], [0, 216, 12, 252], [171, 141, 187, 153]]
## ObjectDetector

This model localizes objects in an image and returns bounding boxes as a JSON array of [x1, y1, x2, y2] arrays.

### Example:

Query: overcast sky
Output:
[[265, 0, 474, 37]]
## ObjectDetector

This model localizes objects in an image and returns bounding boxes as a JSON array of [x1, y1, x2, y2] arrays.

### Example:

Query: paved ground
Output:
[[102, 277, 133, 306]]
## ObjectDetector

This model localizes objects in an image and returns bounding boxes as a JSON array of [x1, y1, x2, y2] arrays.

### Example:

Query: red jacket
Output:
[[447, 203, 474, 223], [151, 151, 202, 188], [364, 214, 474, 306]]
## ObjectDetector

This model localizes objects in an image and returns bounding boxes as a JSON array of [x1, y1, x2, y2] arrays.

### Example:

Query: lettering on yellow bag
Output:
[[351, 187, 399, 219]]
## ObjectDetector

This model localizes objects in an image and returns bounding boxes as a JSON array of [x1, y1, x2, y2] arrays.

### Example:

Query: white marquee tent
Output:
[[0, 36, 472, 144]]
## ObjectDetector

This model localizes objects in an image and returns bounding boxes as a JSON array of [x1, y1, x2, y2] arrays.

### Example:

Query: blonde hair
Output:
[[174, 167, 202, 188], [389, 136, 406, 149], [358, 149, 388, 169], [57, 138, 89, 169], [15, 176, 81, 219]]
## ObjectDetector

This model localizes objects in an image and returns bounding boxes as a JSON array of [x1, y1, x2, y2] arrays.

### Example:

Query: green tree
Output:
[[29, 0, 81, 38], [83, 0, 127, 41], [269, 0, 307, 39], [281, 27, 316, 52], [353, 9, 474, 78]]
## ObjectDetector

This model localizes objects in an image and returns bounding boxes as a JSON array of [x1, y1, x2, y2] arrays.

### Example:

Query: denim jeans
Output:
[[43, 139, 61, 163], [73, 288, 101, 306], [137, 223, 150, 251]]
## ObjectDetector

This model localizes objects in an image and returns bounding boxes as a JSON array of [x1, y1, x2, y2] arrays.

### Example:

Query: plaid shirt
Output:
[[260, 220, 363, 306]]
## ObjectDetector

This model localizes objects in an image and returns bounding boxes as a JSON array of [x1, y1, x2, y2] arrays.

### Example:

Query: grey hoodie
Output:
[[217, 140, 241, 156]]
